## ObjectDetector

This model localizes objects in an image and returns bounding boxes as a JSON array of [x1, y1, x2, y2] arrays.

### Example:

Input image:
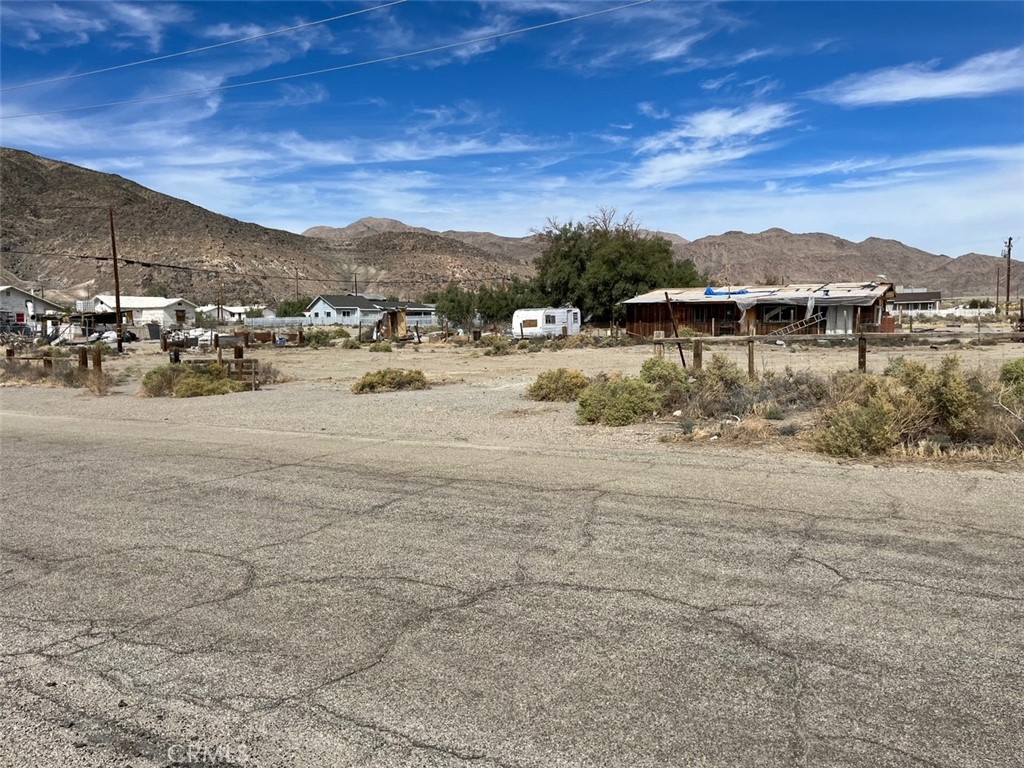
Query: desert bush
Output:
[[929, 355, 987, 440], [340, 338, 362, 350], [999, 357, 1024, 399], [526, 368, 590, 401], [141, 363, 247, 398], [332, 327, 351, 339], [141, 364, 189, 397], [174, 374, 248, 398], [482, 338, 513, 356], [257, 362, 293, 385], [813, 400, 902, 457], [368, 341, 393, 353], [304, 328, 335, 348], [516, 340, 530, 350], [351, 368, 427, 394], [576, 377, 660, 426], [758, 368, 831, 410], [639, 357, 687, 390]]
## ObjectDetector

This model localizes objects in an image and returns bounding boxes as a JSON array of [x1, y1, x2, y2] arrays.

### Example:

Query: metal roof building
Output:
[[623, 282, 896, 337]]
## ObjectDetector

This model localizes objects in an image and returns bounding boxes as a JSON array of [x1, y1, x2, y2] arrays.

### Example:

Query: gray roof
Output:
[[310, 294, 434, 311]]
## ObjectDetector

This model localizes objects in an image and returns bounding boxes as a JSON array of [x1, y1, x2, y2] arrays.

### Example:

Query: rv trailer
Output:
[[511, 307, 582, 339]]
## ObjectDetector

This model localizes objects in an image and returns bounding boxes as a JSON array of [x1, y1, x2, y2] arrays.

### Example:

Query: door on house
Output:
[[825, 306, 853, 334], [175, 310, 187, 324]]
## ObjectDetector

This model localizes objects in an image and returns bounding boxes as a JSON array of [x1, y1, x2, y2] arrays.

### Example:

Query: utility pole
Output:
[[353, 273, 358, 295], [1004, 237, 1013, 312], [108, 207, 124, 354], [294, 268, 299, 301]]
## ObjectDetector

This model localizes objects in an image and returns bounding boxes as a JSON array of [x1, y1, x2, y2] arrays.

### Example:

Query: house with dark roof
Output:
[[890, 289, 941, 314], [306, 294, 438, 334]]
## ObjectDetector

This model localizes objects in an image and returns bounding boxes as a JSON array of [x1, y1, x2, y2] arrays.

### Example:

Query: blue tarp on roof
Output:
[[704, 286, 749, 296]]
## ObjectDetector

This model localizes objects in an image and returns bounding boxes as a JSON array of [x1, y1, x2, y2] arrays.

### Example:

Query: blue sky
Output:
[[1, 1, 1022, 258]]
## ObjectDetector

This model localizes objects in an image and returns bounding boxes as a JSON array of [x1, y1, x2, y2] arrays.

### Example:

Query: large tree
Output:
[[434, 282, 476, 328], [533, 210, 703, 323]]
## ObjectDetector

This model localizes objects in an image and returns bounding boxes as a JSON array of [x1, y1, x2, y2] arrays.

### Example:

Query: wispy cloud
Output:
[[631, 103, 795, 188], [812, 46, 1024, 106], [637, 102, 669, 120], [0, 2, 190, 52]]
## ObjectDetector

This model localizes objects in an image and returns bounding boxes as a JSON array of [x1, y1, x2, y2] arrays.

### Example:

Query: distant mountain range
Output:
[[0, 147, 1013, 306]]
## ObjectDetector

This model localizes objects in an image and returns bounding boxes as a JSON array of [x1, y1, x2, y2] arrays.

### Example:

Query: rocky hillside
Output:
[[0, 149, 530, 305], [1, 147, 1012, 306], [674, 229, 1010, 298]]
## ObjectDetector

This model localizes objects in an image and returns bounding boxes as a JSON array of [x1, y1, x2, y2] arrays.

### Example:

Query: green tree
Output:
[[475, 278, 546, 324], [277, 297, 312, 317], [435, 282, 476, 328], [534, 209, 703, 323]]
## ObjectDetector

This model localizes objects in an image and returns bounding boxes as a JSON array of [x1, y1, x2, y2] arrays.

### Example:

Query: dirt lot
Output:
[[98, 333, 1024, 391]]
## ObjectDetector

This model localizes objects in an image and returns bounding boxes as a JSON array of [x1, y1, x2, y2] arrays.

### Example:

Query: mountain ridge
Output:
[[1, 147, 1013, 305]]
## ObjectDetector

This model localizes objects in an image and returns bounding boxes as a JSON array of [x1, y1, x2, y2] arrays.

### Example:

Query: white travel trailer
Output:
[[511, 306, 582, 338]]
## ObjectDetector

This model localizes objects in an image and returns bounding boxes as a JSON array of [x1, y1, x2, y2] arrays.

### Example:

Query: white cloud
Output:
[[812, 46, 1024, 106], [630, 103, 795, 186], [0, 2, 190, 52], [637, 102, 669, 120]]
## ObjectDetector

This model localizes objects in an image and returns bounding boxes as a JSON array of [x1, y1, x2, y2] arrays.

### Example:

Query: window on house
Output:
[[341, 310, 352, 318], [314, 312, 320, 318], [544, 314, 556, 324], [326, 311, 332, 318]]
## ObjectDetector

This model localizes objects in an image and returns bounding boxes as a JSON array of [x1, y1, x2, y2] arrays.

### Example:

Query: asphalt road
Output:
[[1, 402, 1022, 767]]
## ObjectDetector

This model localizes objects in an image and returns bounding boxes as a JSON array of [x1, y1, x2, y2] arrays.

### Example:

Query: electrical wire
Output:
[[0, 1, 407, 93], [3, 248, 521, 287], [1, 0, 652, 120]]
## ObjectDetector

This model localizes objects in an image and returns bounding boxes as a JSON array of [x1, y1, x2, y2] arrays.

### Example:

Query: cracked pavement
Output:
[[1, 387, 1022, 767]]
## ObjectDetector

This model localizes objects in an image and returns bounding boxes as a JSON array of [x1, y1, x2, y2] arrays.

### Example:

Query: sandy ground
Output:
[[91, 333, 1024, 393]]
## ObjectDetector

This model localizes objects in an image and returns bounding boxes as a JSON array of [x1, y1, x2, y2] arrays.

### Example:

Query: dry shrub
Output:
[[526, 368, 589, 402], [141, 363, 247, 398], [576, 377, 659, 426], [174, 374, 247, 398], [304, 329, 335, 348], [257, 362, 294, 385], [340, 338, 362, 350], [812, 356, 1021, 458], [368, 341, 393, 353], [352, 368, 427, 394], [140, 364, 188, 397]]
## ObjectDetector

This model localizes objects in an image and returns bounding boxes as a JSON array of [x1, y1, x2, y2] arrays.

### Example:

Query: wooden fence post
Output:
[[692, 339, 703, 371], [858, 335, 867, 372], [234, 345, 243, 359], [747, 337, 755, 380], [78, 347, 89, 368], [92, 346, 102, 372]]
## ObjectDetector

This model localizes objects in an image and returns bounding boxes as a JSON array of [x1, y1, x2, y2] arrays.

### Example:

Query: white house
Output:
[[93, 295, 197, 327], [306, 295, 438, 328], [0, 285, 67, 332], [197, 304, 276, 323]]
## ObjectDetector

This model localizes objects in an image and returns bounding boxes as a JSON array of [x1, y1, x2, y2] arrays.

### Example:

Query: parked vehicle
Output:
[[511, 307, 582, 339]]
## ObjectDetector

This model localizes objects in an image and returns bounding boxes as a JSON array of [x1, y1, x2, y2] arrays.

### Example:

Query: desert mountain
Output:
[[1, 147, 1012, 307], [674, 229, 1011, 298], [0, 149, 531, 304]]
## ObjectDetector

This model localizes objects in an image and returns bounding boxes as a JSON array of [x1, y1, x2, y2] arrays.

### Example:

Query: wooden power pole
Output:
[[1005, 237, 1014, 311], [108, 207, 124, 354]]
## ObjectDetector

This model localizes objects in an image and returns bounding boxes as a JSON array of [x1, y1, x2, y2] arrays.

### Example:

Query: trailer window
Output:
[[573, 311, 579, 323], [544, 314, 556, 324]]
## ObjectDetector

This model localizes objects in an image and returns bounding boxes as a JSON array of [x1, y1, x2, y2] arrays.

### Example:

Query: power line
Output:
[[3, 249, 519, 287], [1, 0, 652, 120], [0, 1, 408, 93]]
